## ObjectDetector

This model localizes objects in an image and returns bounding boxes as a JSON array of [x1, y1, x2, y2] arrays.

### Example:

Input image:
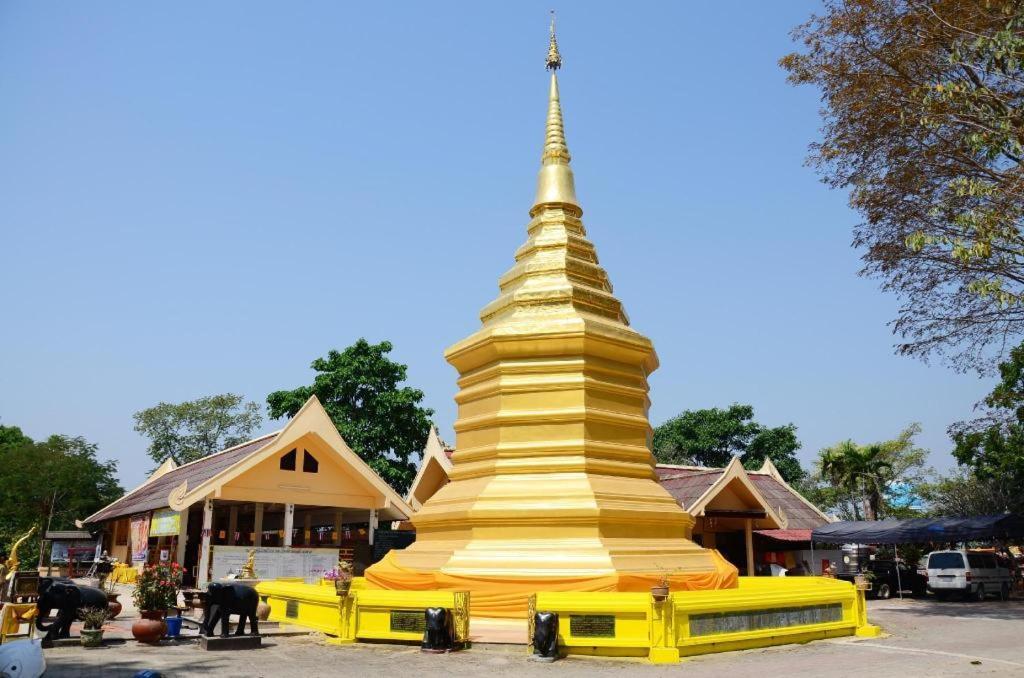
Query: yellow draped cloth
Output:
[[110, 563, 137, 584], [364, 548, 738, 619]]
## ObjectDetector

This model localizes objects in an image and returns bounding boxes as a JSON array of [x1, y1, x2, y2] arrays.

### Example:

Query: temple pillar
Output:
[[254, 503, 263, 547], [333, 510, 343, 546], [745, 518, 755, 576], [283, 503, 295, 548], [228, 506, 238, 546], [198, 498, 213, 588], [175, 507, 188, 565]]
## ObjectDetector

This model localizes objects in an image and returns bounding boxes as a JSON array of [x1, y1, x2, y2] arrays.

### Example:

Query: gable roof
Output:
[[166, 396, 413, 521], [684, 457, 784, 527], [656, 458, 831, 530], [85, 396, 415, 524], [84, 432, 280, 524], [405, 427, 454, 511]]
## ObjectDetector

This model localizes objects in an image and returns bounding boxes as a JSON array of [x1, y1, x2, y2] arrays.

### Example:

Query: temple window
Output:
[[303, 450, 319, 473], [279, 448, 297, 471]]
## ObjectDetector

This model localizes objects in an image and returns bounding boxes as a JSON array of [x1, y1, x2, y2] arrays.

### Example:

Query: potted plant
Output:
[[323, 561, 354, 596], [650, 573, 670, 602], [131, 562, 183, 643], [79, 607, 108, 648]]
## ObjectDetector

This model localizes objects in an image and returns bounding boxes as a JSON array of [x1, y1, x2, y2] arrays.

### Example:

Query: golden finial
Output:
[[533, 10, 578, 213], [546, 11, 562, 71]]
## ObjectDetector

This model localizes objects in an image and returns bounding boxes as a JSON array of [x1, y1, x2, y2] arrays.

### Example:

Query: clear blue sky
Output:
[[0, 1, 992, 489]]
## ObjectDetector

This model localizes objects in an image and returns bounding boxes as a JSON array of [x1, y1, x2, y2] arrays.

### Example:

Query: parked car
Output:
[[836, 559, 926, 599], [925, 550, 1013, 601]]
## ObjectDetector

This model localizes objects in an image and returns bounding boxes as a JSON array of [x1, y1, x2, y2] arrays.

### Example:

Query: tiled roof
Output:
[[755, 529, 813, 542], [748, 474, 828, 530], [85, 433, 279, 524], [657, 469, 723, 508], [653, 463, 829, 530]]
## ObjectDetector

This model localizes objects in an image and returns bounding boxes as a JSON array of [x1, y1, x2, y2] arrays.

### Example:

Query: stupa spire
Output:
[[533, 12, 579, 213]]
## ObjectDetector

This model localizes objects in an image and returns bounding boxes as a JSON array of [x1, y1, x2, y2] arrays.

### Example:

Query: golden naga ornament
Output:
[[4, 526, 37, 580], [365, 19, 736, 618]]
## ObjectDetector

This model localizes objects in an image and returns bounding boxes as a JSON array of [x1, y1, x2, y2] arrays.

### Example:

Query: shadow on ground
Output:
[[44, 642, 277, 678]]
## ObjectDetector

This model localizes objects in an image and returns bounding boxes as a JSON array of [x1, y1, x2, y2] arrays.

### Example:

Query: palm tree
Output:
[[819, 440, 893, 521]]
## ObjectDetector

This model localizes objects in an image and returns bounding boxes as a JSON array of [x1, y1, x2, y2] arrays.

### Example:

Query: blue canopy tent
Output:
[[811, 515, 1024, 599], [812, 515, 1024, 545]]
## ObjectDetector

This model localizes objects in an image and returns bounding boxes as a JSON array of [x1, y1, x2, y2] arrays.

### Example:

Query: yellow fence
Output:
[[256, 578, 470, 646], [256, 576, 878, 664], [530, 577, 878, 663]]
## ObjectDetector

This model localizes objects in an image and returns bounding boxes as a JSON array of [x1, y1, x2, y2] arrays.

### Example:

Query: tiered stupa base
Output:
[[366, 471, 737, 618]]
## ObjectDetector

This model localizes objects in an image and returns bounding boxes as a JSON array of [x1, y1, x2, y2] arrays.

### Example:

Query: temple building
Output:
[[83, 396, 412, 586], [657, 457, 834, 575], [364, 22, 736, 618]]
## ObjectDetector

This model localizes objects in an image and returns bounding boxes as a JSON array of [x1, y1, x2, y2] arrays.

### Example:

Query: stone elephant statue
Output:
[[35, 579, 107, 644], [532, 611, 559, 660], [202, 583, 259, 637], [421, 607, 454, 652]]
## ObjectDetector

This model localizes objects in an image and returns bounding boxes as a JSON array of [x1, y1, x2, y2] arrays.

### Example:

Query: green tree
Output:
[[919, 471, 1024, 517], [0, 425, 32, 451], [782, 0, 1024, 372], [814, 425, 930, 521], [267, 339, 433, 494], [0, 431, 123, 569], [950, 340, 1024, 492], [652, 404, 805, 482], [133, 393, 263, 465]]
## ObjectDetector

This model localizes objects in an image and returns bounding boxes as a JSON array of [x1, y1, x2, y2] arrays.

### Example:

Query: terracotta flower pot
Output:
[[650, 585, 669, 601], [106, 593, 122, 619], [133, 611, 167, 644], [256, 596, 271, 621]]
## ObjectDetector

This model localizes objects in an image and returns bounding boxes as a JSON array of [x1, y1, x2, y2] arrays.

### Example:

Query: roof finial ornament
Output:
[[546, 11, 562, 71]]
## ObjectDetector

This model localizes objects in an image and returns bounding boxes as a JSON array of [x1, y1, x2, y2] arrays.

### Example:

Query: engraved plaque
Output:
[[285, 599, 299, 619], [569, 614, 615, 638], [689, 603, 842, 637], [390, 610, 427, 633]]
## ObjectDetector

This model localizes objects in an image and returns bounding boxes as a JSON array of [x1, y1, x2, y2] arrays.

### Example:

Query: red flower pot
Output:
[[132, 611, 167, 644], [106, 593, 122, 620]]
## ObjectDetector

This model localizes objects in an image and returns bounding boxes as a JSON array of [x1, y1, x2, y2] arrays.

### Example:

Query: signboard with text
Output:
[[210, 546, 339, 583], [149, 509, 181, 537]]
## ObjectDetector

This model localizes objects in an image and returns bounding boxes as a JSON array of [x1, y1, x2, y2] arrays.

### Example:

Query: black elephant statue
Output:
[[421, 607, 454, 652], [202, 583, 259, 637], [35, 579, 108, 644], [532, 611, 559, 661]]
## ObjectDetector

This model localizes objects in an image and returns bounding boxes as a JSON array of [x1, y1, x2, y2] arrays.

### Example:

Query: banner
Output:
[[129, 513, 151, 563], [149, 508, 181, 537]]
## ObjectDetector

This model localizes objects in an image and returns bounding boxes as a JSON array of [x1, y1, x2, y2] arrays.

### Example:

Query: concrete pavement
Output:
[[41, 598, 1024, 677]]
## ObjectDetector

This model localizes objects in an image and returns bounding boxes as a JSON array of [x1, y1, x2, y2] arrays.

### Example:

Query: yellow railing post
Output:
[[648, 594, 680, 664], [326, 591, 356, 645], [853, 575, 881, 638]]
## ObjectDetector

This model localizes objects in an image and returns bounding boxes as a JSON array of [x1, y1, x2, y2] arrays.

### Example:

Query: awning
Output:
[[811, 514, 1024, 545], [756, 529, 812, 542]]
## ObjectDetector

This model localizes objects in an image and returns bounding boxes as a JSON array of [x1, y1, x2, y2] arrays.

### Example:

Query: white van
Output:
[[926, 550, 1012, 601]]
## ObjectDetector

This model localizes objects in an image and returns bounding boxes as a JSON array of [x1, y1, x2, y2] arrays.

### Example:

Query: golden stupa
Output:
[[365, 20, 736, 618]]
